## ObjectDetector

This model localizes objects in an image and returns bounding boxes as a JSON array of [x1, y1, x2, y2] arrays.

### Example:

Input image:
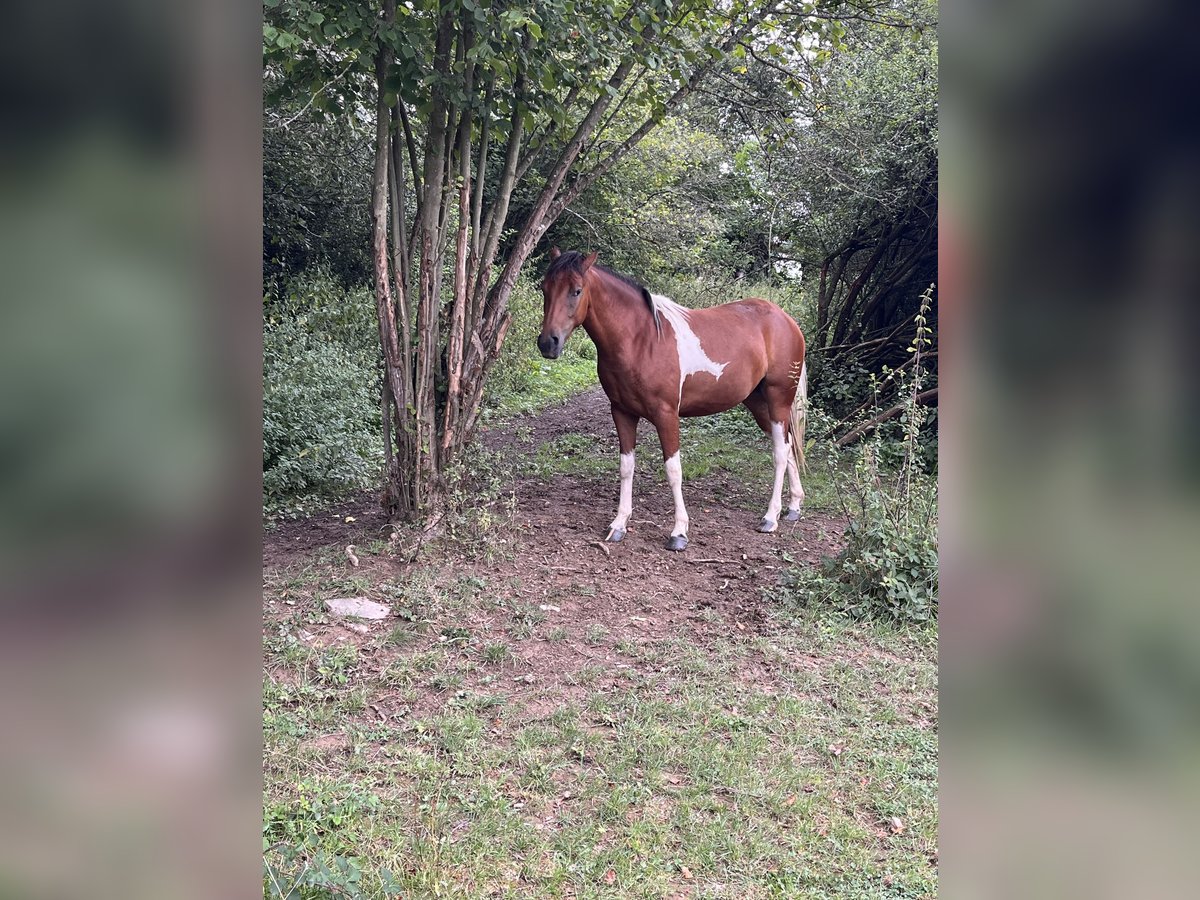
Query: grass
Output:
[[263, 376, 936, 899], [264, 560, 937, 899]]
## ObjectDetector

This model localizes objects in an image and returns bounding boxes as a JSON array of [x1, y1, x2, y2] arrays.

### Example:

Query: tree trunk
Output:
[[370, 0, 414, 518]]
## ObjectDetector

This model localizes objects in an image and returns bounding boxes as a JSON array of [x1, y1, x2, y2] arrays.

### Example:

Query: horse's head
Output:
[[538, 247, 598, 359]]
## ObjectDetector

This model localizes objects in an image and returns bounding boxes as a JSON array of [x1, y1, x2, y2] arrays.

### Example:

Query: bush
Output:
[[263, 272, 382, 517], [794, 447, 937, 623], [654, 270, 809, 322], [777, 447, 938, 625]]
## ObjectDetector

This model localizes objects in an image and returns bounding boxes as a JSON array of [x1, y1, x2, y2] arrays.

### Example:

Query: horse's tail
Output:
[[790, 358, 808, 474]]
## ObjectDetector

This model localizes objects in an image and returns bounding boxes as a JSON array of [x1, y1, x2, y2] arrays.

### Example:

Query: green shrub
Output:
[[654, 270, 810, 322], [263, 272, 382, 517], [784, 446, 937, 623]]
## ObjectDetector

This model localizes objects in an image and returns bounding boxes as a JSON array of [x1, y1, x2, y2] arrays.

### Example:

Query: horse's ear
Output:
[[582, 251, 599, 272], [549, 246, 561, 260]]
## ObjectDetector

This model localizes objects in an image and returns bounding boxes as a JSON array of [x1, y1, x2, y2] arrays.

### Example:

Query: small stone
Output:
[[324, 597, 391, 620], [539, 604, 560, 612], [342, 622, 370, 635]]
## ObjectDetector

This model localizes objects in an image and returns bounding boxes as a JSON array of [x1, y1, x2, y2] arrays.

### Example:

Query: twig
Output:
[[687, 557, 735, 565], [267, 58, 358, 131], [403, 510, 445, 563], [588, 540, 612, 557]]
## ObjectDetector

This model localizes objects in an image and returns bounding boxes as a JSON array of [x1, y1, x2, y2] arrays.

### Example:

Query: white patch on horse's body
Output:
[[650, 293, 727, 407]]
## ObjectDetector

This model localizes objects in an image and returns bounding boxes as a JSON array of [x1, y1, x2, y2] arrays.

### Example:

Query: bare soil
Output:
[[264, 387, 847, 721]]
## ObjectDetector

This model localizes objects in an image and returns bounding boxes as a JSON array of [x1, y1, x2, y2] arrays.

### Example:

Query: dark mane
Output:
[[544, 251, 660, 334]]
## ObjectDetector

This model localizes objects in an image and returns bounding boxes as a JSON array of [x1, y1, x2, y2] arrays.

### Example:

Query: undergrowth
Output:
[[263, 272, 382, 518], [776, 285, 938, 624]]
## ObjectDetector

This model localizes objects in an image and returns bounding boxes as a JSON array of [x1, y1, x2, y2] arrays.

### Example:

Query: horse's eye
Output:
[[571, 287, 582, 299]]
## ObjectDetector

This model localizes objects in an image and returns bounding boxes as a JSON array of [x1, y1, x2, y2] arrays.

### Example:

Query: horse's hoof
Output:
[[605, 527, 626, 543], [783, 508, 802, 522], [758, 518, 778, 533], [666, 534, 688, 552]]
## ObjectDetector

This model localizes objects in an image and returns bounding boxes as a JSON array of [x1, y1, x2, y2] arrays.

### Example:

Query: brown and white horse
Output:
[[537, 249, 807, 551]]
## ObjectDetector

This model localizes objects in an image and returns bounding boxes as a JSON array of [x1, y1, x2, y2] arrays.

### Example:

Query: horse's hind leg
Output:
[[605, 407, 639, 542], [784, 455, 804, 520], [743, 389, 798, 532]]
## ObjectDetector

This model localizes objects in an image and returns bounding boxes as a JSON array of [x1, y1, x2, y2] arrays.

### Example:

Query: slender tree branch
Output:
[[835, 389, 938, 447]]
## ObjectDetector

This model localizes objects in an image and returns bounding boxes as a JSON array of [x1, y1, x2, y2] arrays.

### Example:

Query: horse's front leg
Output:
[[605, 407, 639, 542], [655, 415, 689, 551]]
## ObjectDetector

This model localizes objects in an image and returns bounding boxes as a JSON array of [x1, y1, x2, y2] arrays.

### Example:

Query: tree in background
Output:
[[266, 0, 874, 520], [688, 2, 937, 437]]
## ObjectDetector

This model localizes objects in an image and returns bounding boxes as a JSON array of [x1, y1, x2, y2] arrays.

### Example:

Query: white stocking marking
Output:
[[762, 422, 790, 528], [664, 452, 689, 537], [609, 452, 635, 533], [786, 455, 805, 512]]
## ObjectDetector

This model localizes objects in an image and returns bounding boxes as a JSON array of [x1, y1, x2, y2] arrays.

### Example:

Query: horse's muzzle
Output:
[[537, 333, 561, 359]]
